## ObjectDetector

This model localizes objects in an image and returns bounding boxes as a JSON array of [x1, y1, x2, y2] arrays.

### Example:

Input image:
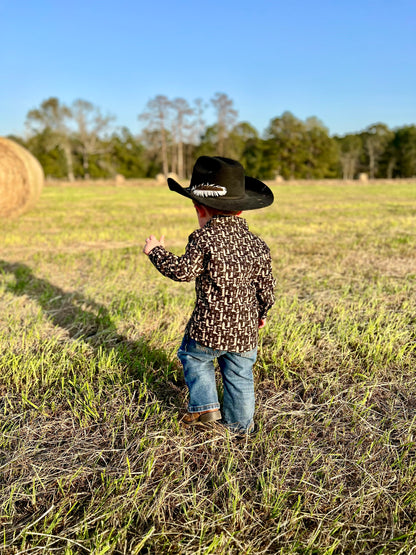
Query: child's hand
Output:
[[258, 318, 266, 329], [143, 235, 165, 255]]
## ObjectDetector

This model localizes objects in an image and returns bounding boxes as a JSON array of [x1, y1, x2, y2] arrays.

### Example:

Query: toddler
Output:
[[143, 156, 275, 433]]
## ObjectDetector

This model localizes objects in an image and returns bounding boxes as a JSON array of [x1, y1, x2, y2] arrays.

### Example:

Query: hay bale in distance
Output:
[[0, 137, 44, 218], [115, 173, 125, 186]]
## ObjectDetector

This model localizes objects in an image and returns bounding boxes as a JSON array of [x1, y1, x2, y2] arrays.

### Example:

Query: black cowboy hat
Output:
[[167, 156, 274, 211]]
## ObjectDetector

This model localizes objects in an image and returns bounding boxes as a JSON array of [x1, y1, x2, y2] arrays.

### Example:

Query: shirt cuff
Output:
[[148, 245, 165, 261]]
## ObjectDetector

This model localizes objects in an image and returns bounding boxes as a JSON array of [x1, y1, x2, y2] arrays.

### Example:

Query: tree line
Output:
[[8, 93, 416, 181]]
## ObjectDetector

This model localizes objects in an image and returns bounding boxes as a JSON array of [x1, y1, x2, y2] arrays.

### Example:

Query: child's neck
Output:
[[197, 213, 211, 228]]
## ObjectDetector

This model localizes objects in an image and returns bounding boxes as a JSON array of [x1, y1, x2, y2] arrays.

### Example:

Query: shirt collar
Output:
[[206, 215, 248, 229]]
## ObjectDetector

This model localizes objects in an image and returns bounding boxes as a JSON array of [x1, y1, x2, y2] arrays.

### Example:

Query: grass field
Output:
[[1, 179, 415, 554]]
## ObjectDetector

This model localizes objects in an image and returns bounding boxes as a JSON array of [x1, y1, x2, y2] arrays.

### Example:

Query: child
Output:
[[143, 156, 275, 433]]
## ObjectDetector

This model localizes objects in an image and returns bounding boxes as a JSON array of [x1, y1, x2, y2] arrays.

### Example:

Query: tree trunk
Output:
[[170, 143, 177, 175], [83, 148, 90, 180], [367, 141, 375, 179], [62, 143, 74, 181], [218, 124, 225, 157], [161, 127, 168, 176], [177, 141, 184, 178], [387, 157, 396, 179]]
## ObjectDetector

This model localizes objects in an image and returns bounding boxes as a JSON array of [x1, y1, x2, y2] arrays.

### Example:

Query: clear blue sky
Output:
[[1, 0, 415, 138]]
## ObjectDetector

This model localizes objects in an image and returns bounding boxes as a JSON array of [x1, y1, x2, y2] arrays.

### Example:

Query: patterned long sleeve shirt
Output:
[[148, 215, 276, 352]]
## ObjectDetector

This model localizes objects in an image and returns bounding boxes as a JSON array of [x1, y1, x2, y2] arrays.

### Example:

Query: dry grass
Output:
[[0, 180, 415, 553]]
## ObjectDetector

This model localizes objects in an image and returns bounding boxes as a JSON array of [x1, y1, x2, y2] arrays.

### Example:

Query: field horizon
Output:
[[1, 179, 415, 553]]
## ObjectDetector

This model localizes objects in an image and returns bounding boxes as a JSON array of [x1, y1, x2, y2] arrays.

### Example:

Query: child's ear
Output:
[[194, 203, 207, 217]]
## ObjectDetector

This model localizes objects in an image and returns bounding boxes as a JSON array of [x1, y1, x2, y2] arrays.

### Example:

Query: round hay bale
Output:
[[0, 137, 44, 218], [115, 173, 125, 186]]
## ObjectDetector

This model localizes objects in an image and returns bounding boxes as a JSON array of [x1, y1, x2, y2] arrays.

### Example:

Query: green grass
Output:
[[0, 180, 415, 553]]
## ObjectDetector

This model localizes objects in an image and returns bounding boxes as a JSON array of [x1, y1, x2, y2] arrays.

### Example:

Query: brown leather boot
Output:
[[181, 409, 222, 425]]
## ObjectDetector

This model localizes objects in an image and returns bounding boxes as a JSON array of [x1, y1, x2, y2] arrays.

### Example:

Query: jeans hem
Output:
[[223, 420, 255, 433], [188, 403, 221, 413]]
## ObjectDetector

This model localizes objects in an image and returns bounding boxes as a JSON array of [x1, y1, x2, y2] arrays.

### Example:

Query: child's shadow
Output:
[[0, 259, 183, 408]]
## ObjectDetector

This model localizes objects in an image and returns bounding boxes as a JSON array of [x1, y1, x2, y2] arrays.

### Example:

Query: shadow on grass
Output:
[[0, 259, 184, 409]]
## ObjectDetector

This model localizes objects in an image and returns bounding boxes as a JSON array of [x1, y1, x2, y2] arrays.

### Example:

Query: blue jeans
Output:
[[177, 336, 257, 432]]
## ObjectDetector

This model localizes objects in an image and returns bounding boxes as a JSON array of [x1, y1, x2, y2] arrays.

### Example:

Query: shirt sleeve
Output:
[[254, 247, 276, 319], [148, 235, 205, 282]]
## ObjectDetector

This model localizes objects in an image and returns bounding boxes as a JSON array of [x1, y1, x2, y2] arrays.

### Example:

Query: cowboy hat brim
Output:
[[167, 176, 274, 211]]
